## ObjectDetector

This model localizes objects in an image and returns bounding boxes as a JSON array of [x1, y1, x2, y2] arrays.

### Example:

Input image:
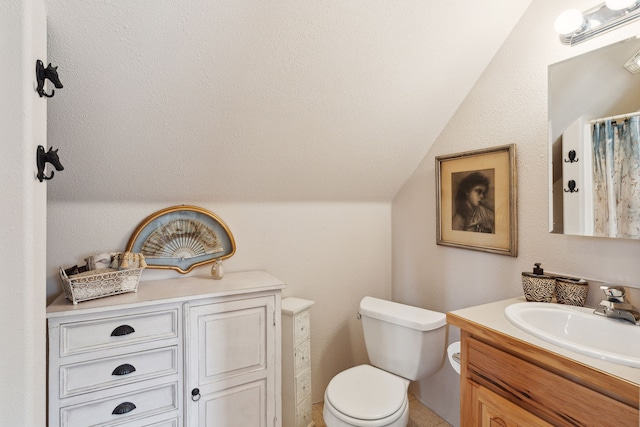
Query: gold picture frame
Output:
[[126, 205, 236, 274], [436, 144, 517, 256]]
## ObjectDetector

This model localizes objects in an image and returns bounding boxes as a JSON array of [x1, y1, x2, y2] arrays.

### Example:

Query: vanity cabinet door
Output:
[[470, 380, 552, 427], [186, 295, 278, 427]]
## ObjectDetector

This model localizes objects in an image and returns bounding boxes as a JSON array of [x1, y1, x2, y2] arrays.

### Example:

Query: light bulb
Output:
[[605, 0, 638, 10], [554, 9, 586, 36]]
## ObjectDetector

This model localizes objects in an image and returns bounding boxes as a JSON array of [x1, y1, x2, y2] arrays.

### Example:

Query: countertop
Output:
[[447, 296, 640, 386]]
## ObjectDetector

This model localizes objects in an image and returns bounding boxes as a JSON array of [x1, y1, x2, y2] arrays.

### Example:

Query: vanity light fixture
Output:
[[606, 0, 638, 10], [555, 1, 640, 45]]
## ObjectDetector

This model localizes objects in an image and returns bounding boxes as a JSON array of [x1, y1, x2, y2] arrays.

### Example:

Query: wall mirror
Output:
[[549, 35, 640, 239]]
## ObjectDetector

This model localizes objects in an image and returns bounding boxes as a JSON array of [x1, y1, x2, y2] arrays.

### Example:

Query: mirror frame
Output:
[[548, 35, 640, 238]]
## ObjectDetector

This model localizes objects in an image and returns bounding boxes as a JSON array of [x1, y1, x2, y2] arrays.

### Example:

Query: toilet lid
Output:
[[325, 365, 407, 421]]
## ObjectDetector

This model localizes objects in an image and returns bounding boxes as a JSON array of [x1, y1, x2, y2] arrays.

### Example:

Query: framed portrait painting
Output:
[[436, 144, 517, 256]]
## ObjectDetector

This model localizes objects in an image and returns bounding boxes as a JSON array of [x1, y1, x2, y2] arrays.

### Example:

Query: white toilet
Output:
[[323, 296, 446, 427]]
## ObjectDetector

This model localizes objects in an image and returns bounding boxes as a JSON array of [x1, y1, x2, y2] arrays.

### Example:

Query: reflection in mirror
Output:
[[549, 35, 640, 238]]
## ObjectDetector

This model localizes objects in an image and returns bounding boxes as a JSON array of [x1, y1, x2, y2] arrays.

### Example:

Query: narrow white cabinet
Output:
[[185, 294, 281, 427], [47, 271, 285, 427], [281, 298, 315, 427]]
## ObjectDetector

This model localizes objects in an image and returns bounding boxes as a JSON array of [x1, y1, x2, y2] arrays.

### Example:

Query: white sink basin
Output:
[[504, 302, 640, 368]]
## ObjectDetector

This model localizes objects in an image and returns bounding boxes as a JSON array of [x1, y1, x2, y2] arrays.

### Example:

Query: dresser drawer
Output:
[[60, 381, 179, 427], [295, 368, 311, 404], [122, 417, 179, 427], [59, 310, 178, 356], [294, 340, 310, 375], [293, 310, 310, 345], [60, 346, 179, 398]]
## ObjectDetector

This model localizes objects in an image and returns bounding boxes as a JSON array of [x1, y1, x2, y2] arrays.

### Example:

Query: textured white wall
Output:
[[47, 201, 391, 402], [0, 0, 47, 425], [392, 1, 640, 425], [45, 0, 530, 204]]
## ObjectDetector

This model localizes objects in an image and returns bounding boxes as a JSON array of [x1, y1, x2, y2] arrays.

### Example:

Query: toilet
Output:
[[323, 296, 446, 427]]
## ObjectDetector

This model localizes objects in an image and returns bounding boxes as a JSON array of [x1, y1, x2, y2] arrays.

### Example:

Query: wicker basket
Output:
[[59, 267, 143, 305]]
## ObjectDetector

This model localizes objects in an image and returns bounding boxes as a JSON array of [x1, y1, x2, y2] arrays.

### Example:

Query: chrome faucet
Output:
[[593, 285, 640, 325]]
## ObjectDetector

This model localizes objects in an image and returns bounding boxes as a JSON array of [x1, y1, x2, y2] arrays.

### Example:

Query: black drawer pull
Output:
[[111, 363, 136, 376], [111, 325, 135, 336], [112, 401, 136, 415]]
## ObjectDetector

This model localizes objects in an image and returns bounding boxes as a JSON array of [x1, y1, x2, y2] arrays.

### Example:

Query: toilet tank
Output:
[[359, 296, 447, 381]]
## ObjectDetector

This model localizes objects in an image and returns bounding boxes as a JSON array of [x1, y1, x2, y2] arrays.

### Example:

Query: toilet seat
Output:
[[325, 365, 408, 425]]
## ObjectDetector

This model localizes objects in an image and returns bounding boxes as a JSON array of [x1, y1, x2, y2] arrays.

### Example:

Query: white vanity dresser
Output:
[[46, 270, 286, 427]]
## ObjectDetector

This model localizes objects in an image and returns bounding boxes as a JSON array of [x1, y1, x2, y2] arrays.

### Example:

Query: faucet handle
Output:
[[600, 285, 626, 302]]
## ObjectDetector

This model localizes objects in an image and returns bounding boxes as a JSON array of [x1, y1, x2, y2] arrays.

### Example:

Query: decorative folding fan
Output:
[[126, 206, 236, 274], [141, 219, 223, 259]]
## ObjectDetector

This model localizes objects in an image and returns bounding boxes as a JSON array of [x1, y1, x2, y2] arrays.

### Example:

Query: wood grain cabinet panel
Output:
[[467, 337, 637, 427], [454, 330, 639, 427], [471, 379, 553, 427]]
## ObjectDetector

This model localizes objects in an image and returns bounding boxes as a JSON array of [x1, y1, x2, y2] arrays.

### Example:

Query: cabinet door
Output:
[[187, 296, 277, 427], [475, 383, 552, 427]]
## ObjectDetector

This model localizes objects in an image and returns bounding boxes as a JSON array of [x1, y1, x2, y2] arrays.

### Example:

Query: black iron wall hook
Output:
[[564, 180, 579, 193], [37, 145, 64, 182], [564, 150, 579, 163], [36, 60, 63, 98]]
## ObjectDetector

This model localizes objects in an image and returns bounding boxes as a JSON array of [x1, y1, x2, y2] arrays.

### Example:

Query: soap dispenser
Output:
[[521, 263, 556, 302]]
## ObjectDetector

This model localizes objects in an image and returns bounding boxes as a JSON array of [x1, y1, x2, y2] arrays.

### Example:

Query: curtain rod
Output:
[[588, 111, 640, 124]]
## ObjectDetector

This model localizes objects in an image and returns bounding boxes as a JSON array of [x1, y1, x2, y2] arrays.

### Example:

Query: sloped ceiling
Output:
[[46, 0, 531, 203]]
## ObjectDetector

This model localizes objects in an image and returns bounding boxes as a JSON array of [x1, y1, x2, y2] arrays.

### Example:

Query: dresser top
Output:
[[47, 270, 286, 318], [281, 297, 315, 315]]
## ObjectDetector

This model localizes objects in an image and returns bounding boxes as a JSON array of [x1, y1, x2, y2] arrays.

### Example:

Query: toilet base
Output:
[[322, 393, 409, 427]]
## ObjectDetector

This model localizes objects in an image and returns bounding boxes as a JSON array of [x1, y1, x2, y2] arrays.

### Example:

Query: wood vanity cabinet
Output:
[[47, 271, 285, 427], [448, 313, 639, 427]]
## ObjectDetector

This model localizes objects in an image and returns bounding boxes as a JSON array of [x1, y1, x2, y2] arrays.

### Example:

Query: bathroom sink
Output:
[[504, 302, 640, 368]]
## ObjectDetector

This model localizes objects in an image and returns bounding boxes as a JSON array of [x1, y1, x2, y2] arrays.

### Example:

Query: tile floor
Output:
[[311, 393, 452, 427]]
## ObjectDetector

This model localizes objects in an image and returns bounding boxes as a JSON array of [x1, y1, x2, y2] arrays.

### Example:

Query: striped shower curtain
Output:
[[592, 116, 640, 238]]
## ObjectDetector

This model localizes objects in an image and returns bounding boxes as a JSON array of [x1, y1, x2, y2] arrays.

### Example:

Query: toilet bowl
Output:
[[323, 297, 446, 427], [323, 365, 410, 427]]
